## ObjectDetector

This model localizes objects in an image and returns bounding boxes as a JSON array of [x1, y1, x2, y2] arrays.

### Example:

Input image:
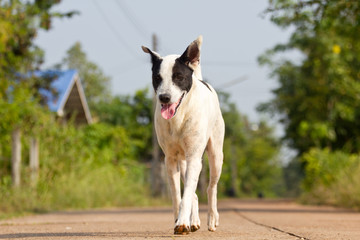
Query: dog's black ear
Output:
[[179, 35, 203, 68], [142, 46, 161, 64]]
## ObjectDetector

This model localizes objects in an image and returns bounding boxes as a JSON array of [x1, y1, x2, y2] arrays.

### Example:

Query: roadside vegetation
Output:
[[1, 0, 360, 219], [0, 0, 282, 218], [260, 0, 360, 210]]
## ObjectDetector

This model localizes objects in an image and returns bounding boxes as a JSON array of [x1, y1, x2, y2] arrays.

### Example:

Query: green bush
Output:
[[0, 118, 157, 218], [301, 148, 360, 209], [219, 93, 284, 198]]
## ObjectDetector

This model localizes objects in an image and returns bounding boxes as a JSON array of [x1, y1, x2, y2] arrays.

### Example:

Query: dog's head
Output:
[[142, 36, 203, 120]]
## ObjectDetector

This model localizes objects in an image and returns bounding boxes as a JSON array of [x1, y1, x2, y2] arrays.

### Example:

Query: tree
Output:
[[57, 42, 111, 112], [0, 0, 76, 186], [0, 0, 77, 90], [219, 92, 283, 197], [94, 88, 153, 161], [259, 0, 360, 154], [0, 0, 78, 130]]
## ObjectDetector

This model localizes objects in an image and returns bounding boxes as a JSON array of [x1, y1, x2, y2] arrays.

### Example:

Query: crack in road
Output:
[[234, 210, 311, 240]]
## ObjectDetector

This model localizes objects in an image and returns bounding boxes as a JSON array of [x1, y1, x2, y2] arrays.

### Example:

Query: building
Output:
[[43, 69, 92, 125]]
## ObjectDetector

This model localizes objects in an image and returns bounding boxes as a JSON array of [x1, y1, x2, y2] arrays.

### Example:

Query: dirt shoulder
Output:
[[0, 199, 359, 239]]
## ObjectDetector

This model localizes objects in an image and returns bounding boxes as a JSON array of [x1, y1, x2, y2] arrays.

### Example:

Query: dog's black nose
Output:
[[159, 94, 171, 104]]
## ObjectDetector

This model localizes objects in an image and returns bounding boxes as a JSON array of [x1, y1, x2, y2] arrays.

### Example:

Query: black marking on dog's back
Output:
[[172, 58, 193, 92], [200, 80, 212, 92], [151, 59, 163, 92]]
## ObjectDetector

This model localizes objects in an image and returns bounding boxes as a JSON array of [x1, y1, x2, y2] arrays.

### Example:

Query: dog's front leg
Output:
[[180, 160, 201, 232], [165, 157, 181, 222], [174, 157, 202, 235]]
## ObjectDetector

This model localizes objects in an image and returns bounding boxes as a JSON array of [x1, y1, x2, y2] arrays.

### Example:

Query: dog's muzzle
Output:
[[160, 93, 185, 120], [159, 93, 171, 104]]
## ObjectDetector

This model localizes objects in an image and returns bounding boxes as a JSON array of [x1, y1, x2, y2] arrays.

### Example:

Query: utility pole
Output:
[[151, 33, 167, 197]]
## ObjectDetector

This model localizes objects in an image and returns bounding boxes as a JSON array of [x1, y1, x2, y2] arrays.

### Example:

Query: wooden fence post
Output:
[[11, 127, 21, 187], [30, 137, 39, 185]]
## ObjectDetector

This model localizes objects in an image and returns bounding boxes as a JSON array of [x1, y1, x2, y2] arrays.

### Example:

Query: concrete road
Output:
[[0, 199, 359, 239]]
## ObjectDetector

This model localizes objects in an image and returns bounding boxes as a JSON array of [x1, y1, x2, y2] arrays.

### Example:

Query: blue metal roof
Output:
[[36, 69, 92, 124], [47, 69, 77, 112], [36, 69, 77, 112]]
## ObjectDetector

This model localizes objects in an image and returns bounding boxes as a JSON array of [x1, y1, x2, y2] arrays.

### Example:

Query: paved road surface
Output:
[[1, 199, 359, 239]]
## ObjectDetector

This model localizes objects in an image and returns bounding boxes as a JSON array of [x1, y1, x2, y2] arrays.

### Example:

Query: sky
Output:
[[35, 0, 293, 126]]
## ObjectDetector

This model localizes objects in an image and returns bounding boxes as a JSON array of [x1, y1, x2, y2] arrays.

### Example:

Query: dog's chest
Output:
[[157, 123, 185, 157], [155, 115, 202, 155], [157, 119, 188, 143]]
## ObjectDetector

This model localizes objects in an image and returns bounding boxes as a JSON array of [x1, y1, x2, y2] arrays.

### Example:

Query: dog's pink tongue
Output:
[[161, 103, 176, 120]]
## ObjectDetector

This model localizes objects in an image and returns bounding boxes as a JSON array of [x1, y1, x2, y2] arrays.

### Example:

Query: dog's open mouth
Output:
[[160, 93, 185, 120]]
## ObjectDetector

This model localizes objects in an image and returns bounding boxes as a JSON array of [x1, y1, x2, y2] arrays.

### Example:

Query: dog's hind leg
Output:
[[206, 134, 224, 232], [180, 160, 201, 232], [165, 157, 181, 222]]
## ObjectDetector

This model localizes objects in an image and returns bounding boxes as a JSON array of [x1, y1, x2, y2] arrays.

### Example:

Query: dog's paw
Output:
[[207, 211, 219, 232], [190, 214, 201, 232], [208, 220, 217, 232], [174, 224, 190, 235], [191, 224, 200, 232]]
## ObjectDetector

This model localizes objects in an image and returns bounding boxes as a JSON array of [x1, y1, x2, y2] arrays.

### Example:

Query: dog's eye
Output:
[[173, 73, 184, 81]]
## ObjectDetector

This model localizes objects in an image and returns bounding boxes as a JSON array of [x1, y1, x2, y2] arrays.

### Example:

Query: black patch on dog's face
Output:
[[172, 58, 193, 92], [151, 59, 163, 92]]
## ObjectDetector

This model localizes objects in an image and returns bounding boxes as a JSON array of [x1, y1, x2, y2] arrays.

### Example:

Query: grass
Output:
[[0, 164, 170, 219]]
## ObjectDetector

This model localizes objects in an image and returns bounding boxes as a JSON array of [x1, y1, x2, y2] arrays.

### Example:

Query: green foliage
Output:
[[282, 158, 303, 197], [0, 118, 155, 218], [95, 88, 153, 161], [0, 0, 75, 134], [0, 0, 287, 218], [38, 121, 151, 209], [301, 148, 360, 209], [218, 92, 284, 198], [0, 0, 76, 76], [259, 0, 360, 154], [0, 0, 157, 218], [260, 0, 360, 207]]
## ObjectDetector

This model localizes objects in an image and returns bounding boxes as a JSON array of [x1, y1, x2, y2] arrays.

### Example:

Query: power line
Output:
[[113, 0, 172, 54], [91, 0, 142, 60], [202, 61, 258, 67], [113, 0, 149, 40], [215, 75, 248, 90], [109, 59, 146, 77]]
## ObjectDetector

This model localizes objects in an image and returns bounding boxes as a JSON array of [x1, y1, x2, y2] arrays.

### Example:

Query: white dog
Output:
[[142, 36, 224, 235]]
